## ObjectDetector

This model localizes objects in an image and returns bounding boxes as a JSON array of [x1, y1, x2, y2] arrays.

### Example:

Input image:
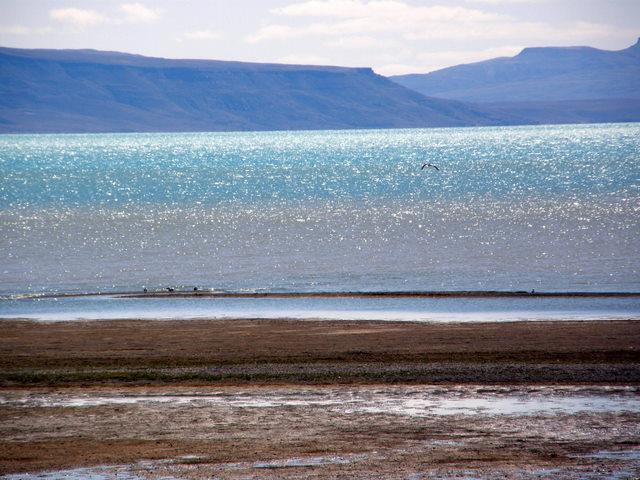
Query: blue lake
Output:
[[1, 124, 639, 320]]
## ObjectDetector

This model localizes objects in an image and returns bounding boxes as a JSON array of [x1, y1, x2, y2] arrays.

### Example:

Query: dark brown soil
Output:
[[1, 319, 639, 385]]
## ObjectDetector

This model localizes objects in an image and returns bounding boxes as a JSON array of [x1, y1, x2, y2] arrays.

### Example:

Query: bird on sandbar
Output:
[[421, 163, 440, 171]]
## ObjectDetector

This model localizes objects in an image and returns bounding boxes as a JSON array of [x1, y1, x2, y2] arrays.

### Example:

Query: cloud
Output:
[[247, 1, 510, 42], [465, 0, 546, 4], [276, 54, 331, 64], [0, 25, 53, 36], [404, 20, 622, 42], [373, 63, 421, 76], [180, 30, 222, 41], [119, 3, 161, 23], [247, 25, 296, 42], [49, 8, 105, 27], [246, 1, 632, 73], [48, 4, 160, 28], [274, 0, 504, 19], [247, 0, 628, 45], [420, 45, 524, 64], [0, 25, 31, 35], [276, 0, 403, 17], [326, 35, 380, 48], [376, 45, 524, 75]]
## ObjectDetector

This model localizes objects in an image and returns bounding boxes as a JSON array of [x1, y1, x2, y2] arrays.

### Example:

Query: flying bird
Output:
[[421, 163, 440, 171]]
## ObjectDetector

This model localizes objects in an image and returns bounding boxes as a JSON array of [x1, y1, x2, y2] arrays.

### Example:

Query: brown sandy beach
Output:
[[1, 319, 639, 385], [1, 318, 639, 478]]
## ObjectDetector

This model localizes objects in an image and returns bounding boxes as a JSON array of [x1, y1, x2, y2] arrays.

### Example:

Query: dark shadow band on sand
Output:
[[123, 290, 640, 299]]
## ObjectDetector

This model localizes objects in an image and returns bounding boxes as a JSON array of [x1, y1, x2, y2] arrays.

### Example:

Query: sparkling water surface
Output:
[[1, 124, 639, 319]]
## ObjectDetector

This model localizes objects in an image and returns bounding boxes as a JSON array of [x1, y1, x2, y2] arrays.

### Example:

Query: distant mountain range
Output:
[[390, 38, 640, 125], [1, 39, 638, 134], [0, 47, 512, 133]]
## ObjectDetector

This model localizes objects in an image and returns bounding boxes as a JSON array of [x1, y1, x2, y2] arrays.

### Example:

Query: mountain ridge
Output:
[[0, 46, 514, 134], [2, 41, 639, 134], [0, 46, 370, 72], [390, 38, 640, 103]]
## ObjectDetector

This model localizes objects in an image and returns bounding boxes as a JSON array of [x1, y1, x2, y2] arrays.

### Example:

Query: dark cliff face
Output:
[[390, 39, 640, 102], [0, 47, 509, 133]]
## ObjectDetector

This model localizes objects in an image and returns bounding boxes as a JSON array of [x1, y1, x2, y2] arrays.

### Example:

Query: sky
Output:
[[1, 0, 639, 75]]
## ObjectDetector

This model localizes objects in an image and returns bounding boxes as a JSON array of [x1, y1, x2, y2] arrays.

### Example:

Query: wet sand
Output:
[[1, 319, 639, 477], [1, 319, 639, 385], [1, 385, 639, 478]]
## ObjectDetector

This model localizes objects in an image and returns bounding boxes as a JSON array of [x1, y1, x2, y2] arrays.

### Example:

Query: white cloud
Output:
[[374, 63, 422, 75], [326, 35, 380, 48], [0, 25, 31, 35], [247, 24, 297, 42], [181, 30, 222, 41], [275, 0, 503, 20], [420, 45, 524, 64], [119, 3, 161, 23], [245, 0, 633, 57], [246, 1, 632, 73], [375, 45, 524, 75], [404, 20, 623, 42], [48, 4, 160, 29], [0, 25, 53, 36], [465, 0, 546, 4], [276, 0, 406, 18], [247, 1, 513, 42], [49, 8, 106, 27], [246, 18, 624, 43], [276, 54, 331, 64]]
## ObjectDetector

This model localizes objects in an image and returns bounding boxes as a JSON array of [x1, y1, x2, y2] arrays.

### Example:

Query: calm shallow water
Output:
[[0, 295, 639, 322], [2, 386, 638, 416], [1, 124, 639, 318]]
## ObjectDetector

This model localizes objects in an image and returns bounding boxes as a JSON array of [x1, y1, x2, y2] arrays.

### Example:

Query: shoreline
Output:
[[5, 289, 640, 300]]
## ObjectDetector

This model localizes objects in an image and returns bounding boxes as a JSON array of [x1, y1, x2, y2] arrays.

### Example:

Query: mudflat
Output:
[[0, 319, 639, 385], [1, 384, 639, 478], [1, 319, 639, 478]]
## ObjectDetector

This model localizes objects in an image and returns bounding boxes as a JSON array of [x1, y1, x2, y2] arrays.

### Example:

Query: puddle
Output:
[[579, 449, 640, 461], [2, 386, 639, 417], [0, 393, 346, 409], [3, 447, 640, 479], [0, 454, 368, 480], [350, 395, 640, 417], [427, 440, 467, 447], [434, 467, 640, 480], [0, 465, 148, 480], [252, 454, 365, 469], [173, 453, 369, 471]]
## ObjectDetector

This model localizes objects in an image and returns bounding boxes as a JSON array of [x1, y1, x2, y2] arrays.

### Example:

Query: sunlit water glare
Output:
[[1, 124, 639, 319]]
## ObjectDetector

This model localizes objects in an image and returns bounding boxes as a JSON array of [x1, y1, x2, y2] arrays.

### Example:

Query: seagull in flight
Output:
[[421, 163, 440, 171]]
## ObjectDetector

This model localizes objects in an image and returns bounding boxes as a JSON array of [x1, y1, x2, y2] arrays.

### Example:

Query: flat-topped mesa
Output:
[[0, 46, 374, 73], [390, 36, 640, 104], [0, 46, 506, 133], [517, 45, 588, 54]]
